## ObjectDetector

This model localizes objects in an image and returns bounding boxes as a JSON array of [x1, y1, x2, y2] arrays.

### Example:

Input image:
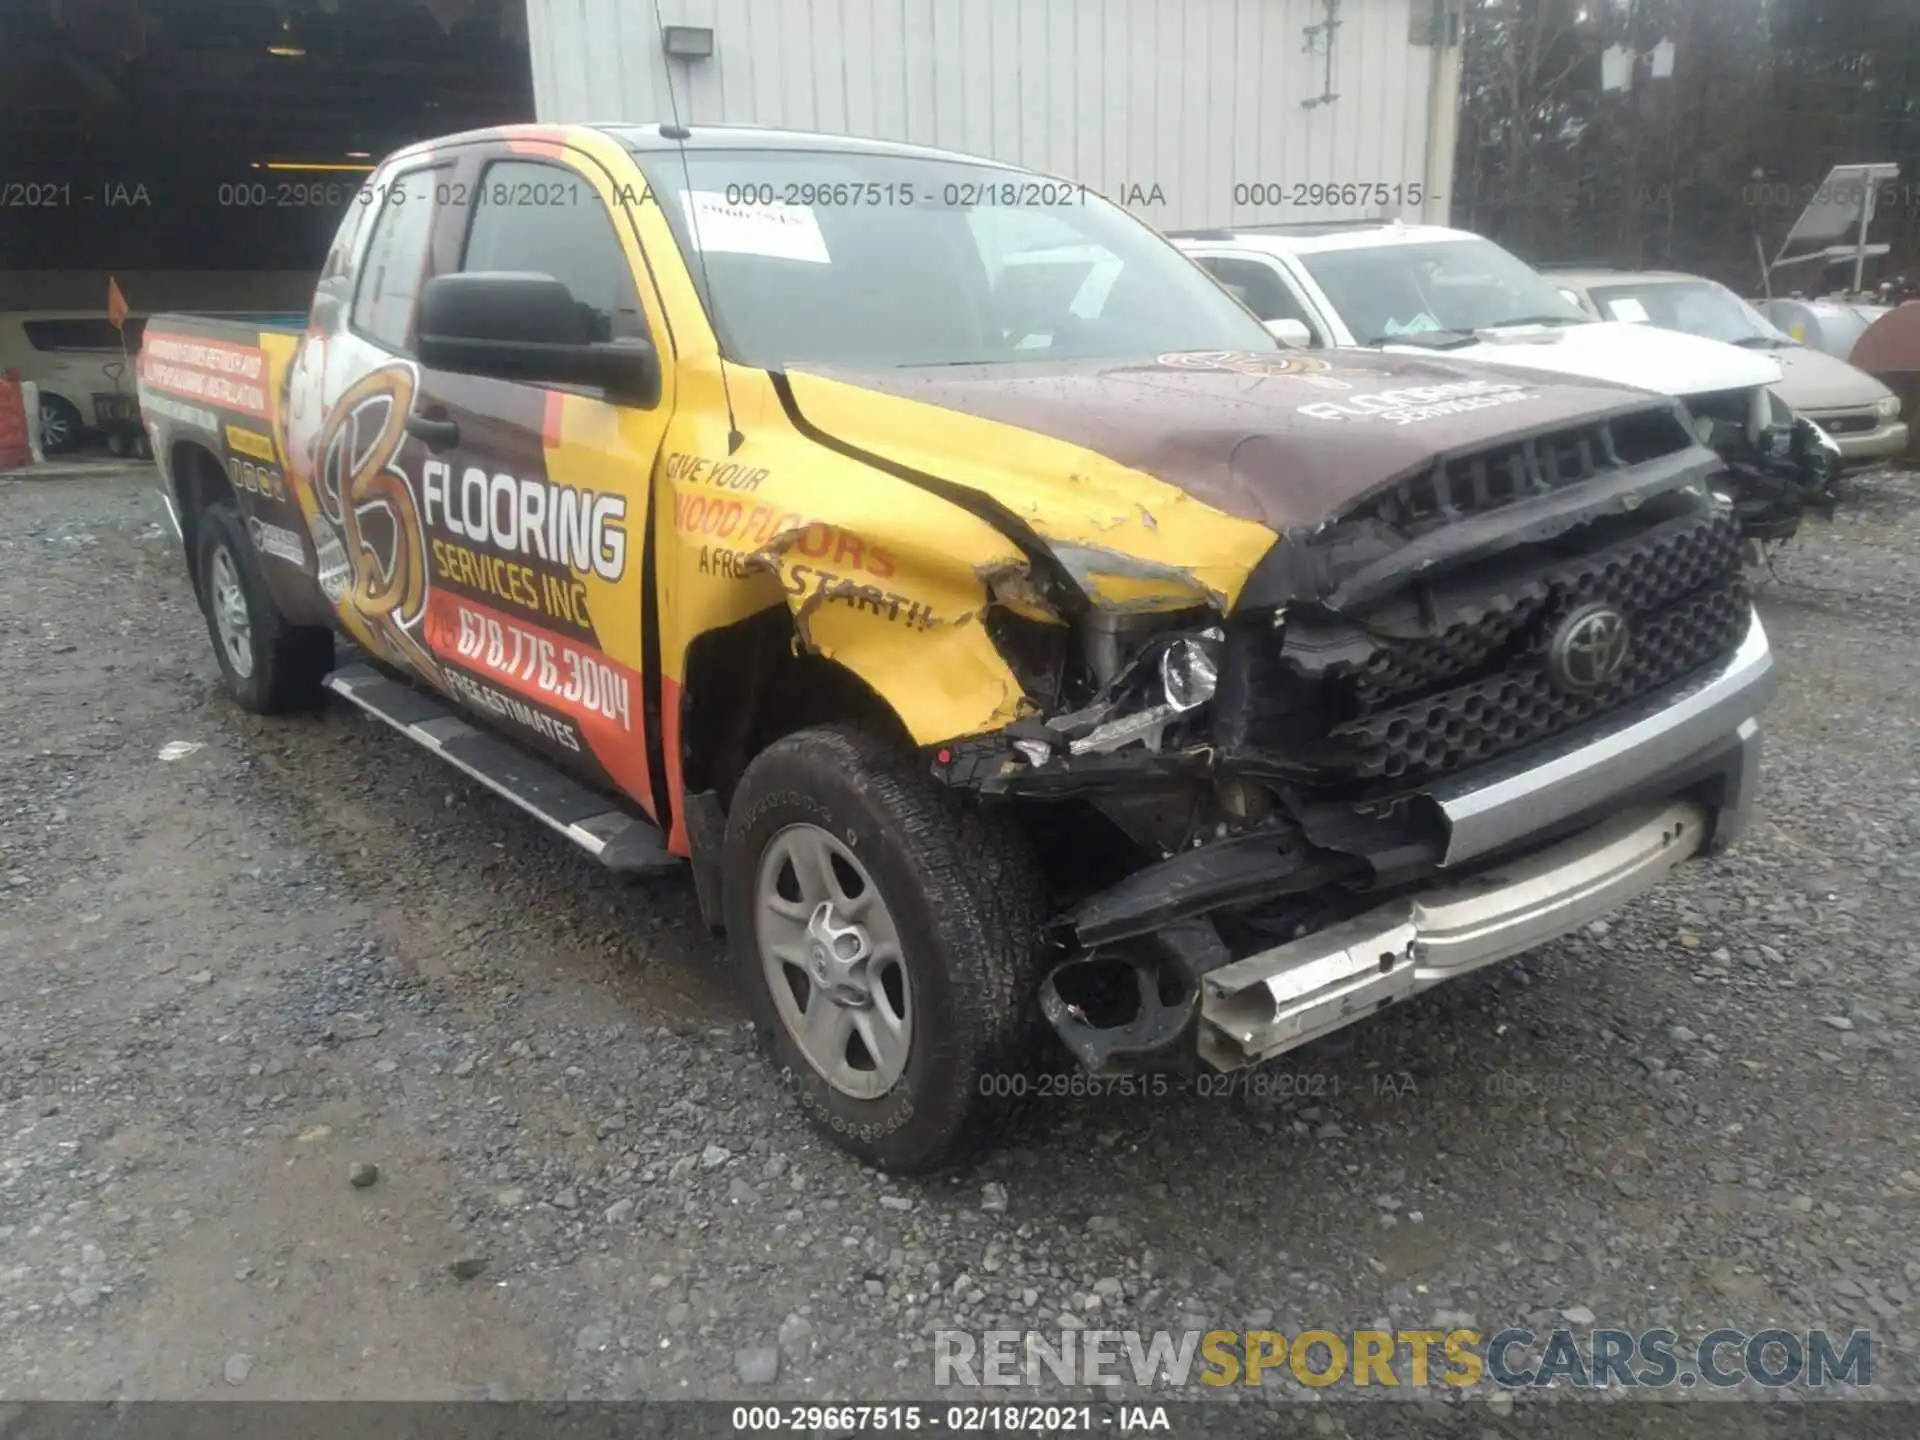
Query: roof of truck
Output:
[[383, 121, 1029, 172]]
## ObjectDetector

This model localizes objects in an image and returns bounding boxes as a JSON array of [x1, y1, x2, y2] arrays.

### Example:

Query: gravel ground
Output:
[[3, 466, 1918, 1425]]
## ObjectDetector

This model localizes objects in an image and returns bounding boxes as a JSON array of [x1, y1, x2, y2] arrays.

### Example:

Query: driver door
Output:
[[408, 142, 676, 819]]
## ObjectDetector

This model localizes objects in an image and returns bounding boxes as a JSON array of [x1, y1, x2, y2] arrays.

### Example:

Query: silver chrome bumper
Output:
[[1425, 610, 1775, 866], [1199, 799, 1709, 1071]]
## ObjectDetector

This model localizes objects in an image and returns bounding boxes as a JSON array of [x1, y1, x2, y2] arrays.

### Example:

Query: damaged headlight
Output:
[[1160, 630, 1222, 712], [1031, 623, 1230, 758]]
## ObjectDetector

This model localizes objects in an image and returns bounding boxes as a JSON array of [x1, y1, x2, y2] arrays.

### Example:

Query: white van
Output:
[[0, 311, 147, 454]]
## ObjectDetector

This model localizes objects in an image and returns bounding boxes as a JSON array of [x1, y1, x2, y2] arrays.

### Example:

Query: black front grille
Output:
[[1345, 507, 1741, 704], [1330, 580, 1749, 780], [1300, 505, 1749, 784]]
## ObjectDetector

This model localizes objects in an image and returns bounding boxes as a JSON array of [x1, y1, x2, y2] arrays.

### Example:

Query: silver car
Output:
[[1547, 268, 1907, 469]]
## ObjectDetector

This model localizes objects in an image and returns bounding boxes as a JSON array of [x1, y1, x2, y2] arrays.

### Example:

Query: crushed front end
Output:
[[932, 402, 1778, 1077]]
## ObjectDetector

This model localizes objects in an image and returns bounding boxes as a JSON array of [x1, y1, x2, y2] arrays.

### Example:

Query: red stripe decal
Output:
[[424, 588, 654, 817]]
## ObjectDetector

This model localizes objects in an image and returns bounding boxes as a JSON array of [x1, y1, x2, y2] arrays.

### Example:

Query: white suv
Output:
[[1174, 222, 1840, 537]]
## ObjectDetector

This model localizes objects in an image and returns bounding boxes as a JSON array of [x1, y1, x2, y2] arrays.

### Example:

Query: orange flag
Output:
[[107, 276, 129, 331]]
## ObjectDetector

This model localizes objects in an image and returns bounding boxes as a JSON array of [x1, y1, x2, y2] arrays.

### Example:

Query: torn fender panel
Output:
[[779, 368, 1277, 613], [652, 367, 1033, 748]]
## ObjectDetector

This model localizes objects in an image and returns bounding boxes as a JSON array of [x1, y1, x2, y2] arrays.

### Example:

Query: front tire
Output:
[[195, 500, 334, 713], [39, 393, 84, 454], [723, 723, 1046, 1173]]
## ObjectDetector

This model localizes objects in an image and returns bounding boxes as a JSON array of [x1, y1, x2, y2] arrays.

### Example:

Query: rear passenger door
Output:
[[409, 145, 675, 819]]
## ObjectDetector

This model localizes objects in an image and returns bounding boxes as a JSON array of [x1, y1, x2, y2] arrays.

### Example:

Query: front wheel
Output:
[[723, 723, 1047, 1173], [38, 393, 84, 454]]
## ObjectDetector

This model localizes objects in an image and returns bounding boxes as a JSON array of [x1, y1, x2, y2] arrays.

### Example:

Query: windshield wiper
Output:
[[1732, 335, 1792, 349], [1479, 314, 1586, 329], [1365, 329, 1481, 350]]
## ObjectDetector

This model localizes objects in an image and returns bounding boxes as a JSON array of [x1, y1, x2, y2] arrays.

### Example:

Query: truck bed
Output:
[[135, 311, 305, 434]]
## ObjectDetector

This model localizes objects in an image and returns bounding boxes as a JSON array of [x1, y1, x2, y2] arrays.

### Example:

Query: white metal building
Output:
[[526, 0, 1464, 232]]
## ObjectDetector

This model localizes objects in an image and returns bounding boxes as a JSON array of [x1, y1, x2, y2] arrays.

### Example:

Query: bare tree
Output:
[[1455, 0, 1920, 290]]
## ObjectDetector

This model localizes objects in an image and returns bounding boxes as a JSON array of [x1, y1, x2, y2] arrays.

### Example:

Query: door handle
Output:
[[404, 411, 460, 450]]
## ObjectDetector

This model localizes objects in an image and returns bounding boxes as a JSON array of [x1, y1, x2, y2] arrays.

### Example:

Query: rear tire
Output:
[[723, 723, 1047, 1173], [195, 500, 334, 713]]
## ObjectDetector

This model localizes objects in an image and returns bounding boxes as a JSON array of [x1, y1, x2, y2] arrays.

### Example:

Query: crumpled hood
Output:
[[1393, 321, 1783, 400], [1767, 343, 1895, 412], [798, 348, 1681, 536]]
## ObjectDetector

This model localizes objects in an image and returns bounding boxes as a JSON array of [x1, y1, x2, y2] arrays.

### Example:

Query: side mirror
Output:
[[1265, 317, 1314, 347], [416, 272, 660, 405]]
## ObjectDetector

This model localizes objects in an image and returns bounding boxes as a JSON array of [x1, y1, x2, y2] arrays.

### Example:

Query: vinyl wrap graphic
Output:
[[270, 325, 653, 809], [298, 360, 443, 684]]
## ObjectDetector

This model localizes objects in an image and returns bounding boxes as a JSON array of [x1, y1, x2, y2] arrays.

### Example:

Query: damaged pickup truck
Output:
[[138, 124, 1778, 1173]]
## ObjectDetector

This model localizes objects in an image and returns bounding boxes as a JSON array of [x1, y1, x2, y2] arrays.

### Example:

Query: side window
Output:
[[351, 167, 439, 351], [461, 159, 641, 343], [1199, 256, 1317, 334], [23, 319, 126, 351]]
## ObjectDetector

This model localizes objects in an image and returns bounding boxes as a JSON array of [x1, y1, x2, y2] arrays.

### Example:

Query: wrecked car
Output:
[[138, 125, 1778, 1173]]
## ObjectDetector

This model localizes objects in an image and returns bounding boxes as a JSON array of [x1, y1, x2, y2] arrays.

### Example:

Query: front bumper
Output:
[[1192, 615, 1774, 1070], [1043, 610, 1775, 1077], [1199, 798, 1709, 1070]]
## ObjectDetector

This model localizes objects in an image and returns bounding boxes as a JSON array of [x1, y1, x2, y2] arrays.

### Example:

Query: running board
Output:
[[324, 664, 680, 874]]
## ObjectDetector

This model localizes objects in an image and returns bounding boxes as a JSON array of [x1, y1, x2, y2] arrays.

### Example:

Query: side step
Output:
[[324, 663, 681, 875]]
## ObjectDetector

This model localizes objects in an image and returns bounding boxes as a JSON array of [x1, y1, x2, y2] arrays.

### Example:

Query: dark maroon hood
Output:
[[803, 348, 1675, 532]]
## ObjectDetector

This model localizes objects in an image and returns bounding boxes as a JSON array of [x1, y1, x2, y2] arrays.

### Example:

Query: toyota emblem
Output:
[[1548, 604, 1631, 692]]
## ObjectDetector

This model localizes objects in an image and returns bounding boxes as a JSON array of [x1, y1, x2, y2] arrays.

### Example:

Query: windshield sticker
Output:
[[1606, 297, 1651, 324], [1297, 379, 1538, 426], [681, 192, 831, 264], [1381, 312, 1445, 336]]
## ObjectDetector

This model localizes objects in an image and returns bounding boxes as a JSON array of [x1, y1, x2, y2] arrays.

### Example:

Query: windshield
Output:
[[1295, 237, 1589, 344], [634, 148, 1276, 369], [1587, 279, 1793, 346]]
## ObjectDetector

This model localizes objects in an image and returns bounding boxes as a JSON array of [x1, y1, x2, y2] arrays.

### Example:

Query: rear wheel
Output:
[[195, 500, 334, 713], [723, 723, 1047, 1173]]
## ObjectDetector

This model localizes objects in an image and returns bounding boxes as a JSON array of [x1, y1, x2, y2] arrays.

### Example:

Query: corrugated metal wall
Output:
[[526, 0, 1457, 231]]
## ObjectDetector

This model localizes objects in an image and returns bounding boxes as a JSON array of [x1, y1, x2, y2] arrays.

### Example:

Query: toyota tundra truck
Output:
[[138, 125, 1777, 1173]]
